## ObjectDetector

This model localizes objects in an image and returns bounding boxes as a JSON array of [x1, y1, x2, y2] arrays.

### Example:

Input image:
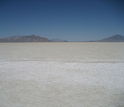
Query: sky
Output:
[[0, 0, 124, 41]]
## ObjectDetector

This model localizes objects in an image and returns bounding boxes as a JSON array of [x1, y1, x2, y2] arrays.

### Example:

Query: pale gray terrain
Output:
[[0, 42, 124, 107]]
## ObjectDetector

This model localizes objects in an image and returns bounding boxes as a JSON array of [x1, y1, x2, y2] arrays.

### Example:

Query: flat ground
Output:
[[0, 61, 124, 107]]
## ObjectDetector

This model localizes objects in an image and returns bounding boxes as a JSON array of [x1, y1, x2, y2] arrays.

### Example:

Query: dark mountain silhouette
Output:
[[97, 34, 124, 42], [0, 35, 49, 42]]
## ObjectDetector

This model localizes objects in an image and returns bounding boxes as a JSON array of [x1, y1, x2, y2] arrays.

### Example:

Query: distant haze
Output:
[[0, 0, 124, 41], [0, 34, 124, 42]]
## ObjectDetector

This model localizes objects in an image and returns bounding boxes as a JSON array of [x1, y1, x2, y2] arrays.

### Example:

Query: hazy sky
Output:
[[0, 0, 124, 41]]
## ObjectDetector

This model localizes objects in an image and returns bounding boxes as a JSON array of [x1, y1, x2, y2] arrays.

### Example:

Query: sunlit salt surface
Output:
[[0, 42, 124, 107], [0, 42, 124, 62]]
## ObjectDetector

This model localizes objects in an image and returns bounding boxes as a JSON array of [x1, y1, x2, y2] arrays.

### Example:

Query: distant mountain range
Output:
[[0, 35, 49, 42], [0, 35, 68, 42], [96, 34, 124, 42], [0, 34, 124, 42]]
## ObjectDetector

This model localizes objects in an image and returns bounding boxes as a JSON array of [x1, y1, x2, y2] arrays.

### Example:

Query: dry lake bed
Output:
[[0, 42, 124, 107]]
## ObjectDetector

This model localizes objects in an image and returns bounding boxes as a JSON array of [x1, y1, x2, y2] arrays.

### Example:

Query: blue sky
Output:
[[0, 0, 124, 41]]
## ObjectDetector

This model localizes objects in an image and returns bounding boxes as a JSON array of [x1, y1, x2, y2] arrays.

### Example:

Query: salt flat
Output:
[[0, 61, 124, 107], [0, 42, 124, 107]]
